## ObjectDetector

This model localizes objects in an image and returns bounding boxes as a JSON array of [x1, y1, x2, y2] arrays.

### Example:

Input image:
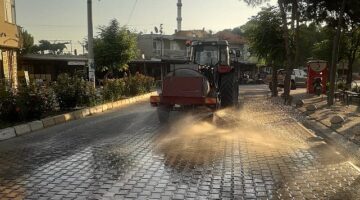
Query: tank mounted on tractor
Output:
[[150, 40, 240, 123]]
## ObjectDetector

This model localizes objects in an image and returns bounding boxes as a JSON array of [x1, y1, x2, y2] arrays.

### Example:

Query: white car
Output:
[[266, 69, 307, 90]]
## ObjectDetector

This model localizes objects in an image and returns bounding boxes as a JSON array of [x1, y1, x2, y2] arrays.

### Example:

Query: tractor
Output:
[[150, 40, 240, 123]]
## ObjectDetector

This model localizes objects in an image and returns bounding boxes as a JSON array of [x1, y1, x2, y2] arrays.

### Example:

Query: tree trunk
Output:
[[346, 60, 353, 87], [328, 0, 346, 106], [294, 0, 300, 69], [278, 0, 293, 103], [271, 65, 278, 97]]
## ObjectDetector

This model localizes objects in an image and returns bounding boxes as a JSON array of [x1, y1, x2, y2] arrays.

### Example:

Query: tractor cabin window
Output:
[[220, 46, 229, 66]]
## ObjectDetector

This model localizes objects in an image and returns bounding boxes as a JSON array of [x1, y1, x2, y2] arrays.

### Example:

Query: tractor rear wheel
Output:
[[220, 72, 239, 108], [157, 105, 170, 123]]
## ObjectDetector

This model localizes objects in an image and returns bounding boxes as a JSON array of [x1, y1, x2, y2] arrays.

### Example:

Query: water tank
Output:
[[164, 68, 210, 97]]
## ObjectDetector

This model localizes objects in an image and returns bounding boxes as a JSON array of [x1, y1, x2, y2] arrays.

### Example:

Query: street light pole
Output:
[[87, 0, 95, 87]]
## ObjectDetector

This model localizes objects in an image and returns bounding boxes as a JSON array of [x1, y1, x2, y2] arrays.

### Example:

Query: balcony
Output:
[[153, 49, 188, 60]]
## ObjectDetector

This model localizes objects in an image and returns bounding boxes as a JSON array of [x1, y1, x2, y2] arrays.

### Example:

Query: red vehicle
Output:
[[150, 40, 240, 123], [306, 60, 328, 95]]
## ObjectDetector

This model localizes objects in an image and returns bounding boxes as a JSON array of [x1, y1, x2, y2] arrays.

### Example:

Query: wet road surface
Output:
[[1, 85, 360, 200]]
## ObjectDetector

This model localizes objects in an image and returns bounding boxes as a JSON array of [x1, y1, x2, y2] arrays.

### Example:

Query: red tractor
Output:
[[150, 40, 240, 123]]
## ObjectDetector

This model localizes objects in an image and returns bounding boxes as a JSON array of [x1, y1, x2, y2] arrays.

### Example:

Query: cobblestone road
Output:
[[0, 85, 360, 200]]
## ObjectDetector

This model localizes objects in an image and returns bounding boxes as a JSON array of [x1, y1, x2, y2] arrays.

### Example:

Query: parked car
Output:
[[265, 69, 307, 90]]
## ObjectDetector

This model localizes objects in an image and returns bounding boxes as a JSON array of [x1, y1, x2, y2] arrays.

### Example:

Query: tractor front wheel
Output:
[[220, 72, 239, 108]]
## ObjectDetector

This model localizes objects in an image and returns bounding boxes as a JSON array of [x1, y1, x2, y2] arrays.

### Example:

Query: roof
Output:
[[215, 30, 247, 45], [130, 58, 188, 65], [21, 54, 87, 62], [192, 40, 229, 46], [174, 30, 210, 38]]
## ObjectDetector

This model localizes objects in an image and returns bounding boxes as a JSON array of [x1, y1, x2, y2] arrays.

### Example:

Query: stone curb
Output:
[[0, 128, 16, 141], [296, 106, 360, 166], [14, 124, 31, 136], [0, 91, 157, 141]]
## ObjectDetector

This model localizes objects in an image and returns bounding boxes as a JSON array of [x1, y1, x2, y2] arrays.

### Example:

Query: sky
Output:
[[16, 0, 276, 52]]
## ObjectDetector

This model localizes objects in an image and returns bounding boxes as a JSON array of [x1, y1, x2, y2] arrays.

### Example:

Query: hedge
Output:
[[0, 73, 155, 124]]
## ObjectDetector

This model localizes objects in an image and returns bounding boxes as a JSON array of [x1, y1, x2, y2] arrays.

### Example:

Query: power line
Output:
[[126, 0, 138, 25]]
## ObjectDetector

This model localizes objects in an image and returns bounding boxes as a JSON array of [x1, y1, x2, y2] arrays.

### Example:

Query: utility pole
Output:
[[87, 0, 95, 87]]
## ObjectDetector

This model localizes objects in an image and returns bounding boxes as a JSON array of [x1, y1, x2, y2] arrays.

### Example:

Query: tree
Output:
[[243, 0, 304, 104], [343, 26, 360, 85], [243, 6, 285, 96], [31, 40, 67, 55], [297, 23, 323, 66], [94, 19, 138, 78], [20, 29, 34, 54], [306, 0, 360, 105]]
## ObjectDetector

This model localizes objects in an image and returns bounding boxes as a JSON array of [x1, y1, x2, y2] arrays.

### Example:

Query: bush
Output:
[[53, 74, 97, 110], [103, 74, 155, 101], [0, 73, 154, 125], [0, 81, 56, 122], [123, 73, 155, 96], [102, 79, 125, 102], [16, 84, 56, 120], [0, 81, 18, 122]]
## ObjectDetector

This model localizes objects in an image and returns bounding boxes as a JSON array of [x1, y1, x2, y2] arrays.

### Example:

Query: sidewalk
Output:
[[266, 87, 360, 166], [290, 88, 360, 146]]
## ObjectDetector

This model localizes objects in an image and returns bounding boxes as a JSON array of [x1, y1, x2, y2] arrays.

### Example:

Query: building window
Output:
[[4, 0, 16, 24]]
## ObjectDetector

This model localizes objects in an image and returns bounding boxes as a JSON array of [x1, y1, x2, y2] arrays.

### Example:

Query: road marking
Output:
[[291, 117, 317, 137], [297, 120, 360, 174], [291, 117, 360, 174], [348, 161, 360, 174]]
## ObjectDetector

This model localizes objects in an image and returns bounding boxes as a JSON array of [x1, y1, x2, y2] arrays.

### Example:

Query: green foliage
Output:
[[102, 79, 126, 102], [1, 72, 154, 126], [16, 84, 56, 121], [123, 73, 154, 96], [53, 74, 97, 110], [0, 82, 56, 122], [102, 73, 155, 101], [309, 26, 346, 63], [31, 40, 67, 55], [94, 19, 138, 74], [242, 0, 270, 7], [20, 29, 34, 54], [0, 82, 17, 122], [306, 0, 360, 26], [242, 6, 285, 66]]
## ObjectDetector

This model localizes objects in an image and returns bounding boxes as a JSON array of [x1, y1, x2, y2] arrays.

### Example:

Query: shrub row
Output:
[[0, 83, 56, 122], [53, 74, 98, 110], [102, 73, 155, 102], [0, 73, 154, 124]]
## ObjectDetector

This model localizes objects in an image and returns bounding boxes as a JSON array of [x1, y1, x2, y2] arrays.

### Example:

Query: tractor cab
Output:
[[191, 40, 230, 68]]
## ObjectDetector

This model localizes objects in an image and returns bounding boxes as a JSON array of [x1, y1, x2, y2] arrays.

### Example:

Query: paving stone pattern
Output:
[[0, 86, 359, 200]]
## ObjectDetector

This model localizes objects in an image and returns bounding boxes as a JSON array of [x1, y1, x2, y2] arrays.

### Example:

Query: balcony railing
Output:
[[153, 49, 187, 60]]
